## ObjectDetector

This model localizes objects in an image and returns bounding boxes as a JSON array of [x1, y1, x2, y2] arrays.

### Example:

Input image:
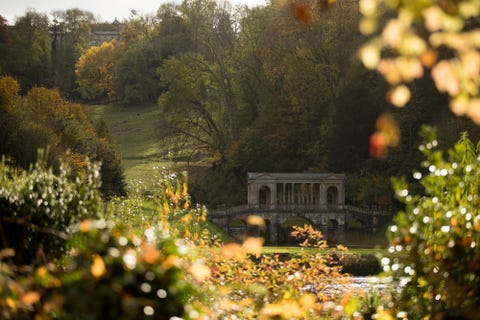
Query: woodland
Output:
[[0, 0, 480, 319]]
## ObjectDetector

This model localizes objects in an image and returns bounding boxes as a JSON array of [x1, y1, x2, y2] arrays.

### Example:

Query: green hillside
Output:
[[85, 103, 165, 183]]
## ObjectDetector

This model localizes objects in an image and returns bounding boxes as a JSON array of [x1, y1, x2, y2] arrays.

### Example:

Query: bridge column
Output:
[[319, 184, 327, 209]]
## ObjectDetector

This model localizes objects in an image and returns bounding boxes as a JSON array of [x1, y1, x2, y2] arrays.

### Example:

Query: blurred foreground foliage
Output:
[[385, 127, 480, 319]]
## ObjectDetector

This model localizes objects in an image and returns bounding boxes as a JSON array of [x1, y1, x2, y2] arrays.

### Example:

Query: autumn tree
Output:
[[76, 40, 117, 102], [0, 76, 125, 196]]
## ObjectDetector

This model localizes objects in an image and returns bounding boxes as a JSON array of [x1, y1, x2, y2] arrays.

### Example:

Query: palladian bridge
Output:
[[208, 172, 393, 244]]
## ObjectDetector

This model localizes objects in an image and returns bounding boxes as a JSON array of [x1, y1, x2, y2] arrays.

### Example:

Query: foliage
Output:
[[386, 127, 480, 319], [0, 153, 102, 265], [113, 41, 162, 104], [75, 40, 117, 102]]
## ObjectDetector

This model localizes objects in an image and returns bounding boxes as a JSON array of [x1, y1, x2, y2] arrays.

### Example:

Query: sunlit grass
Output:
[[84, 103, 166, 183], [262, 246, 387, 256]]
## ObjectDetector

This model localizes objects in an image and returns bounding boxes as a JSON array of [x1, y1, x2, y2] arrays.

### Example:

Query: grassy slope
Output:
[[85, 103, 165, 183], [84, 103, 234, 241]]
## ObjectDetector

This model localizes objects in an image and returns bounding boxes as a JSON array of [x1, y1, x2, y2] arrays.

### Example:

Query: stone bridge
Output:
[[208, 204, 392, 244], [208, 172, 393, 244]]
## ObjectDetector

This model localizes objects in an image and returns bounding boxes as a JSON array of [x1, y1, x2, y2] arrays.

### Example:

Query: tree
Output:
[[76, 40, 117, 102], [157, 0, 240, 163], [0, 15, 9, 43], [0, 77, 125, 197], [0, 15, 10, 72], [51, 9, 96, 97], [1, 10, 52, 89], [158, 54, 230, 160]]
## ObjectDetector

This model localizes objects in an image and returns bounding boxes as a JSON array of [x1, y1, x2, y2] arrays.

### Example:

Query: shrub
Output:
[[386, 127, 480, 319], [0, 152, 102, 265]]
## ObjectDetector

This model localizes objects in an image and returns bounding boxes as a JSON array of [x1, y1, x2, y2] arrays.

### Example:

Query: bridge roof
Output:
[[247, 172, 345, 182]]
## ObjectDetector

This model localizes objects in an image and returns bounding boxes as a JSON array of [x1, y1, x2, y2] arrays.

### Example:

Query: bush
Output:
[[0, 152, 102, 265], [386, 127, 480, 319]]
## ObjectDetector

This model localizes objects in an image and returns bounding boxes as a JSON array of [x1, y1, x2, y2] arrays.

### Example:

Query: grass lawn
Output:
[[262, 246, 388, 256], [85, 103, 166, 184]]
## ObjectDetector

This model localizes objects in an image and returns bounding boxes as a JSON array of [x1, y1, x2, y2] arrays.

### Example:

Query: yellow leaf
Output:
[[90, 254, 106, 278], [360, 43, 380, 69], [221, 243, 245, 261], [189, 264, 211, 282], [246, 215, 266, 228], [6, 297, 16, 309], [359, 0, 378, 16], [382, 19, 404, 48], [298, 293, 316, 310], [242, 237, 264, 256], [387, 85, 411, 107], [450, 96, 469, 115], [432, 60, 460, 96]]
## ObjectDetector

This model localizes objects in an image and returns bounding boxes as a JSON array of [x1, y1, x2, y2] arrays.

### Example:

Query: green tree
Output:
[[51, 9, 96, 97], [157, 0, 240, 163], [113, 41, 162, 104], [1, 10, 52, 89]]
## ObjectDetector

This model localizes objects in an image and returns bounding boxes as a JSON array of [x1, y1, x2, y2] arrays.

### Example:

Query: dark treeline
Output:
[[1, 0, 479, 206]]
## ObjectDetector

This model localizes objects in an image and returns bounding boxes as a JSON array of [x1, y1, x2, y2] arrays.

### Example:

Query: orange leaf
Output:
[[189, 264, 211, 282], [141, 243, 161, 264], [162, 255, 179, 270], [20, 291, 40, 305], [292, 2, 311, 24], [90, 254, 106, 278], [79, 219, 92, 233]]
